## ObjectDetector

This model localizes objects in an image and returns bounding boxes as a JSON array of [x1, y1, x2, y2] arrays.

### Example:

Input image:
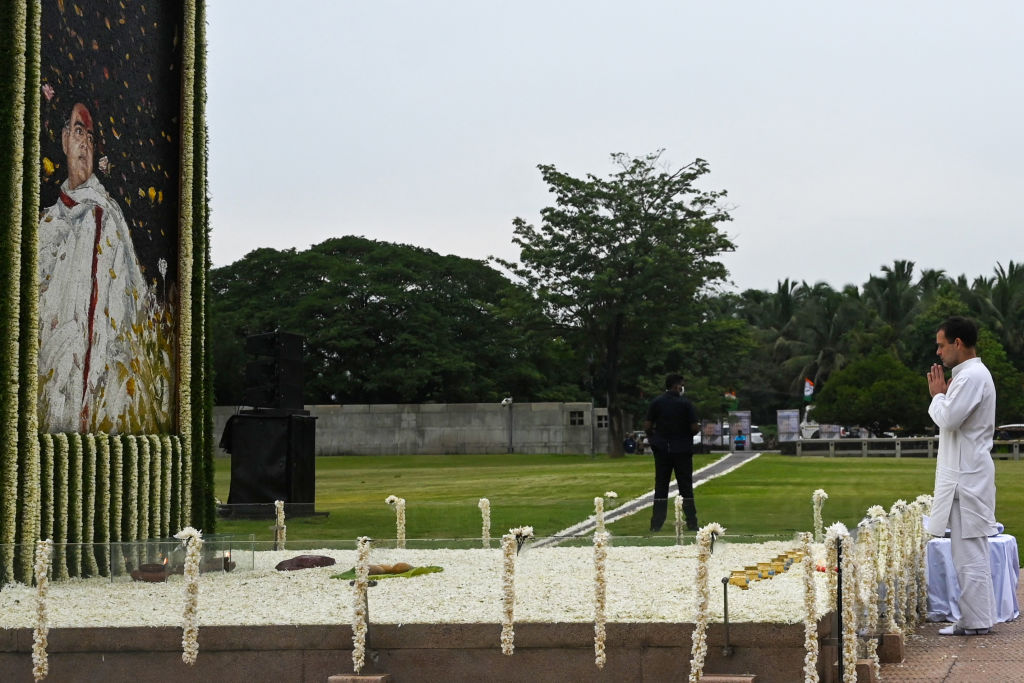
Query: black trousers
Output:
[[650, 449, 697, 531]]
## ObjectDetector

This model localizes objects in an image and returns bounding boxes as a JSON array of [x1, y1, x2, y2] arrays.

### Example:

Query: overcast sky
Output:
[[206, 1, 1023, 293]]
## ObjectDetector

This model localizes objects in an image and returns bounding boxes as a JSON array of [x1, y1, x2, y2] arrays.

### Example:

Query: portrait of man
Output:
[[38, 1, 184, 434], [37, 101, 153, 433]]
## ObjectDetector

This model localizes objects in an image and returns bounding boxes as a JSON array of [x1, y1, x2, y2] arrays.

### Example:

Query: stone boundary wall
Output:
[[214, 402, 611, 456], [0, 619, 831, 682]]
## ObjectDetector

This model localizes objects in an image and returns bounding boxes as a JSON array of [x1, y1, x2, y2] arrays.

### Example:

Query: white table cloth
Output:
[[926, 533, 1020, 623]]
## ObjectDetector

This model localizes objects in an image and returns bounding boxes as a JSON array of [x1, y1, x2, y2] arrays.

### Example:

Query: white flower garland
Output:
[[688, 521, 726, 683], [179, 437, 193, 530], [914, 495, 933, 620], [385, 495, 406, 549], [174, 527, 203, 665], [139, 437, 151, 541], [501, 526, 534, 655], [69, 434, 83, 576], [352, 536, 372, 673], [593, 530, 609, 669], [40, 434, 54, 541], [812, 489, 828, 542], [274, 500, 286, 549], [177, 0, 198, 445], [32, 539, 52, 682], [478, 498, 491, 548], [855, 519, 880, 673], [823, 523, 842, 608], [0, 0, 26, 577], [799, 532, 819, 683], [97, 437, 111, 545], [888, 500, 907, 632], [126, 437, 139, 542], [674, 495, 683, 544], [53, 434, 69, 580], [839, 532, 857, 683], [82, 434, 98, 576], [150, 437, 162, 539], [159, 436, 173, 538], [899, 500, 917, 627], [866, 638, 880, 682], [166, 435, 181, 532], [500, 533, 517, 655], [595, 491, 617, 533]]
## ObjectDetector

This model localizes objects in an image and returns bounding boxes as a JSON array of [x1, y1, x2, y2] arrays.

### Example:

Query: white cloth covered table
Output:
[[926, 533, 1020, 623]]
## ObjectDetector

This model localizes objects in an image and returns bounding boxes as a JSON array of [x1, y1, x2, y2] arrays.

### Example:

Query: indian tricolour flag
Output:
[[803, 378, 814, 401]]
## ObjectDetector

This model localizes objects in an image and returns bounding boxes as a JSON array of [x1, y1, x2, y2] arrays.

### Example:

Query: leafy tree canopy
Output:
[[210, 237, 586, 405], [811, 352, 930, 433], [499, 151, 735, 454]]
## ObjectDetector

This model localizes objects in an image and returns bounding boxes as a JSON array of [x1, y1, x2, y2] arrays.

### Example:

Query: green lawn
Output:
[[213, 453, 1024, 544]]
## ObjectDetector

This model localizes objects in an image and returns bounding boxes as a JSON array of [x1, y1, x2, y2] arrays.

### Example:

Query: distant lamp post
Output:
[[501, 397, 514, 453]]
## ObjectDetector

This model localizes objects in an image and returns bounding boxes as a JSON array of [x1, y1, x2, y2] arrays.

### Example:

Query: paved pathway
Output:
[[532, 450, 762, 547], [880, 571, 1024, 682]]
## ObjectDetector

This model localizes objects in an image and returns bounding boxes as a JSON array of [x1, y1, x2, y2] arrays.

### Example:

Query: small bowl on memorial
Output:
[[130, 563, 169, 583]]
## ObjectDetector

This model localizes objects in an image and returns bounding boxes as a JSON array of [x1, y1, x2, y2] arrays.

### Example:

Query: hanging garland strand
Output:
[[16, 0, 43, 586], [800, 532, 819, 683], [593, 530, 609, 669], [688, 522, 726, 682], [478, 498, 491, 549], [82, 434, 98, 576], [53, 433, 69, 579], [351, 536, 372, 674], [32, 538, 52, 682], [174, 526, 203, 665], [0, 0, 30, 588]]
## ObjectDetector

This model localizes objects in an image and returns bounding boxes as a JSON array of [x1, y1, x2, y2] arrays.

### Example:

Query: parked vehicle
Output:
[[996, 424, 1024, 440], [800, 405, 820, 439], [749, 425, 765, 446]]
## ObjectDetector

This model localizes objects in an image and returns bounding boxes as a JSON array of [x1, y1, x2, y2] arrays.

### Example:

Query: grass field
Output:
[[213, 453, 1024, 544]]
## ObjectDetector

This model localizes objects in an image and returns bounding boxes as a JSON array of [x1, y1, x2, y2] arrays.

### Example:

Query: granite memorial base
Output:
[[0, 616, 833, 683]]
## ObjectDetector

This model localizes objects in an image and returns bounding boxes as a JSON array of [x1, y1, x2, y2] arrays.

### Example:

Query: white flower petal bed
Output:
[[0, 542, 832, 629]]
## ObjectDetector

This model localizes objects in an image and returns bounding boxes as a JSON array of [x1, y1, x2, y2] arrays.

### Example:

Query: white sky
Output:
[[206, 1, 1023, 293]]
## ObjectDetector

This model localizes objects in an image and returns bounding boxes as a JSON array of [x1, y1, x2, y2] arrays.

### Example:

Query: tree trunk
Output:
[[608, 404, 625, 458], [605, 314, 625, 458]]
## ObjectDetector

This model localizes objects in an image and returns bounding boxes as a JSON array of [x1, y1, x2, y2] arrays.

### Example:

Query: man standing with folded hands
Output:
[[926, 316, 998, 636]]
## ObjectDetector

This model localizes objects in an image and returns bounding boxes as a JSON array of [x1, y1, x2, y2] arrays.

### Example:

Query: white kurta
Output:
[[926, 357, 998, 539], [37, 175, 149, 433]]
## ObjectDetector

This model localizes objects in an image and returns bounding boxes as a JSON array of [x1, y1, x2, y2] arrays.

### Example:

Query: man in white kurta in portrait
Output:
[[38, 102, 150, 434], [926, 315, 999, 636]]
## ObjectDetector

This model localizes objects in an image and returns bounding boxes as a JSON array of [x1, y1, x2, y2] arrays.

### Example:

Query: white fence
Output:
[[794, 437, 1022, 460]]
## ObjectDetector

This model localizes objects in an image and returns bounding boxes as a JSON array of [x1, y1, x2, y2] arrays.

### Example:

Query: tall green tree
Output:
[[501, 151, 734, 456]]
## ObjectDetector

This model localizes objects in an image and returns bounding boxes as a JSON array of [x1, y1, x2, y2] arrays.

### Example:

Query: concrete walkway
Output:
[[532, 450, 762, 547], [880, 571, 1024, 682]]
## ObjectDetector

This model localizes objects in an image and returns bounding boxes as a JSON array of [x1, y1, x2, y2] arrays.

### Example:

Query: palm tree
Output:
[[782, 281, 866, 394], [974, 262, 1024, 368]]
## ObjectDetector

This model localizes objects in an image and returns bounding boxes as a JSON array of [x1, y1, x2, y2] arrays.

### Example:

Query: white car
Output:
[[750, 426, 765, 446]]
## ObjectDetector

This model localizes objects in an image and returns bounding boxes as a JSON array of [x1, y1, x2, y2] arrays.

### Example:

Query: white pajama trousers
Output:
[[949, 495, 996, 629]]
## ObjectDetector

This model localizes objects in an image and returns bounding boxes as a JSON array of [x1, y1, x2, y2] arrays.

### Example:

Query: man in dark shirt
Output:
[[645, 373, 700, 532]]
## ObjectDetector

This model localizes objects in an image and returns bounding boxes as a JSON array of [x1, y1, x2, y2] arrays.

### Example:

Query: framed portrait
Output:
[[38, 0, 184, 435]]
